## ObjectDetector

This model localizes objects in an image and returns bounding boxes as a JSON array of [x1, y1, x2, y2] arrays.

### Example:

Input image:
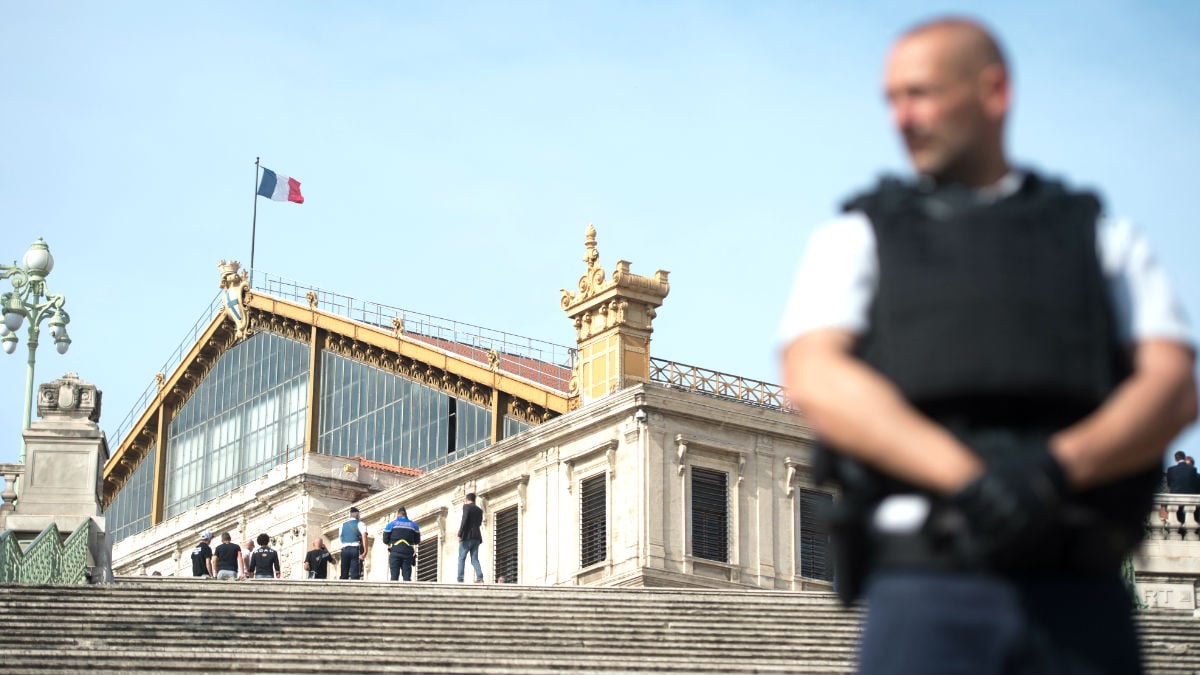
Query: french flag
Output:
[[257, 167, 304, 204]]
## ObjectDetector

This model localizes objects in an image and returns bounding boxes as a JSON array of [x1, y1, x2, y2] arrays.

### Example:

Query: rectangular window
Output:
[[691, 466, 728, 562], [580, 473, 607, 568], [493, 506, 519, 583], [798, 488, 834, 581], [416, 536, 438, 582]]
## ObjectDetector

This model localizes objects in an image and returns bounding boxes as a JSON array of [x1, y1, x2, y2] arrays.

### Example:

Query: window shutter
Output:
[[691, 467, 728, 562], [799, 488, 833, 581], [416, 535, 438, 582], [494, 506, 519, 583], [580, 473, 607, 567]]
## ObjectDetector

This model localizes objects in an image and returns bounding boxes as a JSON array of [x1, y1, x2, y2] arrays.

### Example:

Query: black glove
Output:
[[949, 450, 1069, 567]]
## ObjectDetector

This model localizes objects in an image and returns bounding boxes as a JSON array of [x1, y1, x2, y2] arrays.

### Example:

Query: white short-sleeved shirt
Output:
[[778, 176, 1192, 349]]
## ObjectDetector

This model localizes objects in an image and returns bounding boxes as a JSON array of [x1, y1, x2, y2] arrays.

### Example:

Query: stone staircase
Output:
[[0, 578, 1196, 674]]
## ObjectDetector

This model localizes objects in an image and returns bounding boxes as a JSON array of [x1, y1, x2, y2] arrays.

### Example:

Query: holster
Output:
[[815, 445, 889, 605], [829, 497, 874, 605]]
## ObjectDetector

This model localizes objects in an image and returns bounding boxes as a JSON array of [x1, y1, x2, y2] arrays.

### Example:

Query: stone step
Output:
[[0, 653, 857, 675], [2, 580, 1197, 675]]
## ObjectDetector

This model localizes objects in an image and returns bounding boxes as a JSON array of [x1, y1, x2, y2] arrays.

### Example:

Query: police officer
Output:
[[382, 506, 421, 582], [780, 16, 1196, 675], [339, 506, 368, 580]]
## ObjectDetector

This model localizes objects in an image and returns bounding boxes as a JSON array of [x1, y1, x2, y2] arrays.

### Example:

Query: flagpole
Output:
[[250, 156, 260, 287]]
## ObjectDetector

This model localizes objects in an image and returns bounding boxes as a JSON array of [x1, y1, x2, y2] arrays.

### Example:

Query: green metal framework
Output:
[[0, 521, 96, 584]]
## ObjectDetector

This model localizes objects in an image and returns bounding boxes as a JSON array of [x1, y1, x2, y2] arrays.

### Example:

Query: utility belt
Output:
[[389, 540, 414, 553], [832, 492, 1136, 604], [816, 424, 1156, 604], [868, 496, 1129, 576]]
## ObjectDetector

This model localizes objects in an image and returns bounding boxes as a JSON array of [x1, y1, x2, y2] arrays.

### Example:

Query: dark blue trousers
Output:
[[389, 550, 414, 581], [857, 571, 1141, 675], [340, 546, 362, 580]]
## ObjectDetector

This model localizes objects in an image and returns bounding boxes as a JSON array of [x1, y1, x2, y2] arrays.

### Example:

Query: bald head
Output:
[[885, 17, 1011, 185], [900, 17, 1007, 80]]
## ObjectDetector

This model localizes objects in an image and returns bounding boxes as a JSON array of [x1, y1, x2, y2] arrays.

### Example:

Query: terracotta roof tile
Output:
[[353, 456, 423, 477]]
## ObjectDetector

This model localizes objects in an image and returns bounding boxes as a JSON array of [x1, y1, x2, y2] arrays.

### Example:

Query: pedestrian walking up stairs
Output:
[[0, 578, 1196, 675]]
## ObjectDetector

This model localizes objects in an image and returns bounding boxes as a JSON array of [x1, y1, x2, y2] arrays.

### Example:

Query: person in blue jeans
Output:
[[456, 492, 484, 583]]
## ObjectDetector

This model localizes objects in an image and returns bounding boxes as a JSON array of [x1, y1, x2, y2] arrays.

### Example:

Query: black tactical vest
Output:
[[846, 172, 1127, 429], [836, 172, 1156, 556]]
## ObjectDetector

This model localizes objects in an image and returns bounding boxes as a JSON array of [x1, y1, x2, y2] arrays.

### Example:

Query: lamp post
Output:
[[1, 238, 72, 463]]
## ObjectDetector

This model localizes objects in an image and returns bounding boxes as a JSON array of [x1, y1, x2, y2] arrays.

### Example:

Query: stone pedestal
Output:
[[3, 373, 112, 582], [7, 373, 108, 533]]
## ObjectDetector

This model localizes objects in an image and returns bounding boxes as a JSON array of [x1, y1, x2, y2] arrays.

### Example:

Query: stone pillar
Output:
[[5, 373, 112, 582], [8, 373, 108, 529], [561, 225, 669, 406]]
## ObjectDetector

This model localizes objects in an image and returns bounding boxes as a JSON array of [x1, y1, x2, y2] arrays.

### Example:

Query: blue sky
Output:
[[1, 2, 1197, 469]]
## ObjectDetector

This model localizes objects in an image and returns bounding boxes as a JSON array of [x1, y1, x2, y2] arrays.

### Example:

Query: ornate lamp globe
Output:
[[2, 293, 26, 332], [22, 238, 54, 276]]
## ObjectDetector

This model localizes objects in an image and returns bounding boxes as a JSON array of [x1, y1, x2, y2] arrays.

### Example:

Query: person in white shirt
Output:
[[779, 16, 1196, 675]]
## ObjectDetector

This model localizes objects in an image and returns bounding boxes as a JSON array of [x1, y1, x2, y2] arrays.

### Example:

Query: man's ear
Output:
[[978, 63, 1009, 120]]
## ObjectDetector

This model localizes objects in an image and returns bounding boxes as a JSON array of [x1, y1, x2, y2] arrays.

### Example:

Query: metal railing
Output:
[[254, 271, 576, 390], [649, 357, 792, 411], [0, 520, 98, 584], [109, 272, 578, 452]]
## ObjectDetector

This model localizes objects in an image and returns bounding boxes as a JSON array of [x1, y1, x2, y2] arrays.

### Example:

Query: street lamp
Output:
[[1, 238, 72, 462]]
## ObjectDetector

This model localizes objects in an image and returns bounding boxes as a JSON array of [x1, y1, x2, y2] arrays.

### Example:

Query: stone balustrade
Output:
[[1147, 493, 1200, 541], [0, 464, 23, 518]]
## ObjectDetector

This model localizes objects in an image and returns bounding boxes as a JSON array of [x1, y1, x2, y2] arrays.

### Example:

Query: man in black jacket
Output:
[[1167, 451, 1198, 494], [780, 16, 1195, 675], [247, 533, 280, 579], [1166, 451, 1200, 528], [456, 492, 484, 583]]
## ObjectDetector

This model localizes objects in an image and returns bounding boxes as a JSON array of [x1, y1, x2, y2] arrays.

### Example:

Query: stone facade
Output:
[[112, 383, 827, 591]]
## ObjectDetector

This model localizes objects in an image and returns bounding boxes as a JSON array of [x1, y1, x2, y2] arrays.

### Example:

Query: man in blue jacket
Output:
[[382, 506, 421, 582]]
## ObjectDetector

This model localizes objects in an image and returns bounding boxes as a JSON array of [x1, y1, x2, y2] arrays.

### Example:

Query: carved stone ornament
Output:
[[37, 372, 102, 423], [217, 260, 251, 341], [560, 224, 670, 324]]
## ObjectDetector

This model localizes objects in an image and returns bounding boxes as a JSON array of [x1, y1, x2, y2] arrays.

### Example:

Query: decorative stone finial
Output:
[[217, 260, 251, 341], [559, 224, 670, 405], [37, 373, 102, 423]]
